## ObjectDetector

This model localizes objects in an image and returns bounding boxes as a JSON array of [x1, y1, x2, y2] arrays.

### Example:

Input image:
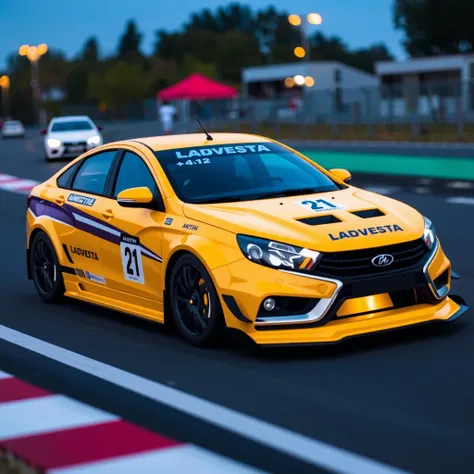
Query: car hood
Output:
[[47, 130, 100, 141], [183, 187, 425, 252]]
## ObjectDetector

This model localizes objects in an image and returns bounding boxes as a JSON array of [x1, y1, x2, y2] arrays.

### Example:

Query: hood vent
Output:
[[298, 215, 342, 226], [350, 208, 385, 219]]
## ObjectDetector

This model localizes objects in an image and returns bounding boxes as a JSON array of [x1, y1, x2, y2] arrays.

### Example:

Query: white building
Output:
[[376, 55, 474, 119], [242, 61, 378, 121]]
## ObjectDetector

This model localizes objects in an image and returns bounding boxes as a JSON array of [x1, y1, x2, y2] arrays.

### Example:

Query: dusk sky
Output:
[[0, 0, 405, 70]]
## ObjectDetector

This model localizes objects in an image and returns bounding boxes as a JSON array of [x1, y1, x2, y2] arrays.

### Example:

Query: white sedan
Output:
[[42, 116, 103, 161], [1, 120, 25, 139]]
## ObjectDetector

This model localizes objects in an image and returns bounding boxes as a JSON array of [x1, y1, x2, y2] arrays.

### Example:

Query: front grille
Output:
[[64, 141, 86, 146], [315, 239, 429, 279]]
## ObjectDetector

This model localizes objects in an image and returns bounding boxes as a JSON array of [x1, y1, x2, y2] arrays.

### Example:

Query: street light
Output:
[[0, 75, 10, 118], [288, 13, 323, 61], [19, 43, 48, 125]]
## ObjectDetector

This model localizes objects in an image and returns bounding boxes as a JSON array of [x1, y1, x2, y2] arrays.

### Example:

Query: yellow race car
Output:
[[26, 132, 468, 347]]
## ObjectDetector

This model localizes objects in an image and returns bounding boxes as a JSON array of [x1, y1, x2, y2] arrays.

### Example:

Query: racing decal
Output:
[[182, 223, 198, 231], [62, 244, 74, 263], [120, 234, 145, 284], [28, 196, 162, 264], [298, 199, 344, 213], [157, 142, 282, 162], [67, 193, 96, 207], [175, 144, 271, 159], [164, 217, 173, 225], [70, 246, 99, 261], [329, 224, 404, 241], [75, 268, 106, 284], [176, 158, 211, 167]]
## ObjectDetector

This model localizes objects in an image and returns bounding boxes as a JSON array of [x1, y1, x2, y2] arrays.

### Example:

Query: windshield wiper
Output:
[[256, 187, 324, 200]]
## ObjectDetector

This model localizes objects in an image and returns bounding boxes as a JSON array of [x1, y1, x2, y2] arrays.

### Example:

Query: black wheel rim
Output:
[[33, 239, 56, 295], [174, 264, 211, 336]]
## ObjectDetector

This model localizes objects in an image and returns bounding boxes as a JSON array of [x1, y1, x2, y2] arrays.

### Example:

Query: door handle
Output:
[[55, 195, 65, 205], [101, 209, 114, 219]]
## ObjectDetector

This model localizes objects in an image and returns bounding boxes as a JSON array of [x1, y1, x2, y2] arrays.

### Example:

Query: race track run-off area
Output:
[[0, 135, 474, 474]]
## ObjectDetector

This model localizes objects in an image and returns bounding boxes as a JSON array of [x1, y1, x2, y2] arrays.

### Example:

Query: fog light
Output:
[[263, 298, 276, 311]]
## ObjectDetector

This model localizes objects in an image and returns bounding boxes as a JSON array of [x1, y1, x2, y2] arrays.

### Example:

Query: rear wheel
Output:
[[30, 232, 64, 303], [169, 254, 224, 347]]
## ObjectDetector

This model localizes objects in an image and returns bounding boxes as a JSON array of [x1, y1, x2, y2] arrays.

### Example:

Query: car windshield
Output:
[[51, 120, 93, 132], [4, 121, 21, 127], [155, 142, 344, 204]]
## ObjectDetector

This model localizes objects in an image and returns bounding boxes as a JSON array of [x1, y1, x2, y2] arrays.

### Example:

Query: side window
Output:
[[114, 152, 157, 197], [72, 151, 116, 195], [57, 161, 81, 189]]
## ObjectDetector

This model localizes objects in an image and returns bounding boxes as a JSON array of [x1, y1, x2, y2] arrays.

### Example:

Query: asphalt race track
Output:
[[1, 132, 474, 473]]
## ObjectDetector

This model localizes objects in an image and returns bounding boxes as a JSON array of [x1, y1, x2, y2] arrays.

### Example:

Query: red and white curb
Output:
[[0, 370, 260, 473], [0, 173, 39, 195]]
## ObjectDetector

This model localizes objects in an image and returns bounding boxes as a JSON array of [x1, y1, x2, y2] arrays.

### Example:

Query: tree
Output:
[[394, 0, 474, 56], [256, 6, 301, 62], [350, 44, 394, 73], [118, 20, 142, 60], [87, 60, 151, 110], [186, 3, 256, 34], [215, 29, 261, 81], [82, 37, 99, 64]]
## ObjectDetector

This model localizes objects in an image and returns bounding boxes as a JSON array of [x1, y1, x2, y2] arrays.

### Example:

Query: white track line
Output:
[[0, 370, 13, 379], [364, 186, 401, 195], [0, 324, 406, 474], [446, 197, 474, 205], [0, 395, 118, 440], [52, 445, 261, 474]]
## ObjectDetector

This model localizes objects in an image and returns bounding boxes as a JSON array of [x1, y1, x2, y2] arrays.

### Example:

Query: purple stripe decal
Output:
[[29, 197, 76, 227], [75, 219, 121, 246], [29, 197, 162, 263]]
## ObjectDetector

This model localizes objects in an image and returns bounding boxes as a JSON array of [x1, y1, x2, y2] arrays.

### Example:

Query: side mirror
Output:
[[329, 168, 352, 184], [40, 128, 47, 135], [117, 187, 153, 207], [97, 125, 103, 131]]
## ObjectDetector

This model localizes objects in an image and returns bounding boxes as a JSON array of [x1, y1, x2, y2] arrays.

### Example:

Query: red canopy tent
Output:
[[158, 73, 237, 101]]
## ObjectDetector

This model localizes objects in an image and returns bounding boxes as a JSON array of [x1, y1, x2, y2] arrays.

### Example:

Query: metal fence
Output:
[[53, 79, 474, 142], [204, 80, 474, 142]]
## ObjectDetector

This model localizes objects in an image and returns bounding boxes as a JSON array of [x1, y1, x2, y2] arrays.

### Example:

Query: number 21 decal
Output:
[[120, 234, 145, 284], [297, 199, 344, 212]]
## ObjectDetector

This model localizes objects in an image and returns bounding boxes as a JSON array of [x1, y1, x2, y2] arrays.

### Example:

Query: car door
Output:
[[98, 150, 166, 310], [57, 149, 121, 292]]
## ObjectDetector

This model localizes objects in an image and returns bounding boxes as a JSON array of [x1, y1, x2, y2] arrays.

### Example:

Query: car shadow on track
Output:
[[56, 297, 467, 363]]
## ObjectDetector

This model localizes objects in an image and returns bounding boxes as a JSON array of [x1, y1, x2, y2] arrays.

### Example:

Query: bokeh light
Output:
[[284, 77, 295, 88], [307, 13, 323, 25], [294, 47, 306, 58], [304, 76, 315, 87], [288, 14, 302, 26], [294, 75, 305, 86]]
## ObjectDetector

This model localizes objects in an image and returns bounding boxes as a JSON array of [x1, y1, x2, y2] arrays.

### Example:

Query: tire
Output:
[[30, 232, 65, 303], [169, 253, 224, 347]]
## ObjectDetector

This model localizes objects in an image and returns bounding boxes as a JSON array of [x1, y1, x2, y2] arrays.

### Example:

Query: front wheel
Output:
[[169, 254, 224, 347], [30, 232, 65, 303]]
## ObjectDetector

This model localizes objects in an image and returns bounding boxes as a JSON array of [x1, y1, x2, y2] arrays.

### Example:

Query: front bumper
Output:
[[45, 142, 101, 159], [2, 130, 24, 137], [215, 240, 468, 345]]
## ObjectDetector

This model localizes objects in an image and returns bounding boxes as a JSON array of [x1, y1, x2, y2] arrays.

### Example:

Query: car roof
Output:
[[126, 133, 273, 152], [51, 116, 92, 123]]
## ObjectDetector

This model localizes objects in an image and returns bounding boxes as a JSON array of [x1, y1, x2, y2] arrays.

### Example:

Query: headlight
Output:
[[423, 217, 437, 250], [87, 135, 101, 145], [237, 235, 321, 273], [47, 138, 61, 148]]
